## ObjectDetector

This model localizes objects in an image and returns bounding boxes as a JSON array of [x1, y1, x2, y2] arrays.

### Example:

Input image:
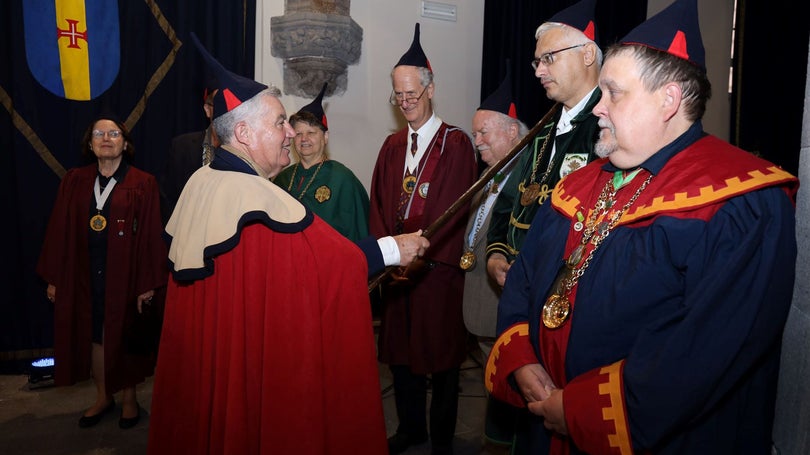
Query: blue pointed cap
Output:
[[190, 33, 268, 120], [478, 61, 517, 119], [548, 0, 599, 46], [395, 23, 432, 71], [620, 0, 705, 68], [297, 82, 328, 130]]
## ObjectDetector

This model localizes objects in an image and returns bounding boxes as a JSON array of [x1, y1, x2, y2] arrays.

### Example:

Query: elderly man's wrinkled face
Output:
[[250, 95, 295, 178], [471, 110, 517, 167], [391, 65, 434, 130]]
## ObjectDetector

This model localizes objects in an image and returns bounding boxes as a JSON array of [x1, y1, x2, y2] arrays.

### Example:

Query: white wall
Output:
[[256, 0, 486, 191]]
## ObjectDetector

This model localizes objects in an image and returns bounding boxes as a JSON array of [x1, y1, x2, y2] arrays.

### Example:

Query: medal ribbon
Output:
[[94, 176, 117, 211]]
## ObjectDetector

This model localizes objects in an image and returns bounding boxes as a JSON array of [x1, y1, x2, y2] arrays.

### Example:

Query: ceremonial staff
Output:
[[368, 102, 561, 292]]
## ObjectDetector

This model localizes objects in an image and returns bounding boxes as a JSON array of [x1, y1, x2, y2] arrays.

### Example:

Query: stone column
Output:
[[270, 0, 362, 97], [772, 35, 810, 455]]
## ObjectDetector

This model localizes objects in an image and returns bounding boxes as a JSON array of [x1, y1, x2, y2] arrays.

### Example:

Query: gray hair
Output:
[[390, 66, 434, 88], [606, 44, 711, 122], [213, 86, 283, 143], [535, 22, 603, 67]]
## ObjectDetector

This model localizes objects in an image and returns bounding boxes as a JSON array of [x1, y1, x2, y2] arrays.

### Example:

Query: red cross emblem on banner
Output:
[[56, 19, 88, 49]]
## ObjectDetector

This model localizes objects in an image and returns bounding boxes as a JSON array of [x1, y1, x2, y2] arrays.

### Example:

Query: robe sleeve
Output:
[[563, 187, 797, 454]]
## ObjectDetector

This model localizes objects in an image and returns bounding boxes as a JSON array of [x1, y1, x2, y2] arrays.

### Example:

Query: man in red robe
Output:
[[369, 24, 478, 455], [147, 35, 388, 455]]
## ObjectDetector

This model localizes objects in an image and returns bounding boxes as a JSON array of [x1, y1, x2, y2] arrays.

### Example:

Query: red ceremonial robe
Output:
[[148, 150, 387, 455], [37, 163, 167, 392], [369, 122, 477, 373]]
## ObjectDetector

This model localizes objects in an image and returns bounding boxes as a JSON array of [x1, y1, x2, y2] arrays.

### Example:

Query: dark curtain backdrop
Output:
[[1, 0, 256, 358], [481, 0, 648, 127], [731, 0, 808, 176]]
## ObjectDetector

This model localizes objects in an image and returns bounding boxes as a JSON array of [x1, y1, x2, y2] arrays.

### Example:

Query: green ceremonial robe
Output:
[[274, 160, 370, 242]]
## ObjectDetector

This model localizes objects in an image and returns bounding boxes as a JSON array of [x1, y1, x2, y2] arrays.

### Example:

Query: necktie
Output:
[[411, 132, 418, 155]]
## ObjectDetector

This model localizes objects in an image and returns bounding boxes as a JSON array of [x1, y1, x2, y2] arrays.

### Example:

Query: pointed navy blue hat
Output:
[[478, 61, 517, 119], [395, 23, 432, 71], [190, 33, 268, 120], [548, 0, 599, 46], [297, 82, 328, 130], [620, 0, 705, 68]]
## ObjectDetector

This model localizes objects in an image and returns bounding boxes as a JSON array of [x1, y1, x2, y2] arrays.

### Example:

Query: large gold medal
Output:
[[403, 175, 417, 194], [459, 251, 476, 271], [542, 294, 570, 329], [520, 183, 541, 206], [90, 214, 107, 232]]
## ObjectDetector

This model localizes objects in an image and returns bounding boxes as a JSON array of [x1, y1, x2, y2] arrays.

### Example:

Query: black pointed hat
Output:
[[395, 23, 432, 71], [620, 0, 705, 68], [297, 82, 328, 130], [548, 0, 599, 45], [478, 61, 517, 119], [190, 33, 268, 120]]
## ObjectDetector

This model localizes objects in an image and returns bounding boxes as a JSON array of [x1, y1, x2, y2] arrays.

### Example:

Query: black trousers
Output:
[[391, 364, 460, 446]]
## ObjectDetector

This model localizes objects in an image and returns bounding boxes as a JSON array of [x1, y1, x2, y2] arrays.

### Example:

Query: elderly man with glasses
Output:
[[368, 23, 477, 455]]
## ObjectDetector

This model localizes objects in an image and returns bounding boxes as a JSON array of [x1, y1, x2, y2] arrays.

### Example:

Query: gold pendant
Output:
[[520, 183, 541, 206], [459, 251, 476, 271], [403, 175, 417, 194], [90, 214, 107, 232], [542, 294, 570, 329]]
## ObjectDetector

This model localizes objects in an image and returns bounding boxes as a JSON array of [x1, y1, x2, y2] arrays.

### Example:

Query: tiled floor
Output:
[[0, 349, 512, 455]]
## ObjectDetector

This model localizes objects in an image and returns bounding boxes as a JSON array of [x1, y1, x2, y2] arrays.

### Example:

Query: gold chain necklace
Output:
[[519, 124, 557, 206], [542, 171, 654, 329], [287, 158, 326, 200]]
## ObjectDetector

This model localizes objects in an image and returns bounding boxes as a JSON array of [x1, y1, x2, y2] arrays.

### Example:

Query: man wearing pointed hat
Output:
[[368, 23, 477, 455], [462, 63, 529, 449], [273, 83, 370, 242], [486, 0, 799, 453], [485, 0, 603, 290], [147, 35, 428, 455]]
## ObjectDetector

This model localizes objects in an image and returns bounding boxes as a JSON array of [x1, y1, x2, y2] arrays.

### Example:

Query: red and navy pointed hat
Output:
[[298, 82, 329, 130], [548, 0, 599, 46], [478, 61, 517, 119], [396, 23, 432, 71], [190, 33, 268, 120], [620, 0, 705, 68]]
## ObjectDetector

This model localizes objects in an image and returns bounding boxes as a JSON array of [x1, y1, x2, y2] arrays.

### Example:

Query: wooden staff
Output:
[[368, 102, 560, 292]]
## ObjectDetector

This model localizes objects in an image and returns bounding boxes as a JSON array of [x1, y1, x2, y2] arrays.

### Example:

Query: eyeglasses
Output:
[[91, 129, 122, 139], [531, 43, 587, 70], [389, 85, 428, 106]]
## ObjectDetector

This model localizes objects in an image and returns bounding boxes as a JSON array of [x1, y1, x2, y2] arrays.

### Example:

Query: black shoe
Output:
[[387, 432, 428, 454], [78, 400, 115, 428], [118, 408, 140, 429], [431, 443, 454, 455]]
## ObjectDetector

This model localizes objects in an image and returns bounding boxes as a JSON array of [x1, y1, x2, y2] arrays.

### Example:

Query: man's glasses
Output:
[[91, 130, 122, 139], [531, 43, 587, 70], [389, 85, 428, 106]]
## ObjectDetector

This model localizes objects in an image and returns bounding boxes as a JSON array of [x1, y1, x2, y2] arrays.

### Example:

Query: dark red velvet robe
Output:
[[369, 123, 477, 373], [37, 164, 168, 392]]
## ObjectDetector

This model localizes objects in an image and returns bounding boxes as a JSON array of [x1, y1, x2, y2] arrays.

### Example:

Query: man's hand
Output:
[[394, 229, 430, 267], [487, 253, 512, 287], [527, 388, 567, 436], [513, 363, 557, 403]]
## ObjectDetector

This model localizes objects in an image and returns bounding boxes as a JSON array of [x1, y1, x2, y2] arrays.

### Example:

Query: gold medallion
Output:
[[520, 183, 541, 206], [403, 175, 417, 194], [542, 294, 570, 329], [90, 214, 107, 232], [459, 251, 476, 271], [314, 185, 331, 203]]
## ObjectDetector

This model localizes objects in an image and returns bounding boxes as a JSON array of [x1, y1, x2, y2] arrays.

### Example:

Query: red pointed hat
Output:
[[297, 82, 329, 130], [396, 23, 432, 71], [620, 0, 705, 68], [190, 33, 268, 120], [548, 0, 599, 46], [478, 61, 517, 119]]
